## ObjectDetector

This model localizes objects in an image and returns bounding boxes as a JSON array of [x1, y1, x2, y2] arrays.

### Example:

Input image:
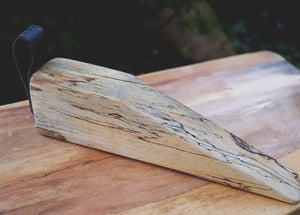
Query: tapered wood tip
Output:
[[276, 184, 300, 204], [290, 176, 300, 203]]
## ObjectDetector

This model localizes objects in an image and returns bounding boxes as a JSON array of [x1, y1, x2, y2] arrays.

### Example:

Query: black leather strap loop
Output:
[[13, 25, 47, 113]]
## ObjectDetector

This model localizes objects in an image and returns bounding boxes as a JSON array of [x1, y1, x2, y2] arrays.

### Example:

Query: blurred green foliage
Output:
[[177, 1, 222, 38], [208, 0, 300, 67], [1, 1, 195, 104], [1, 0, 300, 105]]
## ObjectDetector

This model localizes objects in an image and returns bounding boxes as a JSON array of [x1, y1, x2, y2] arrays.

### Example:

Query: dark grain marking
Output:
[[31, 77, 57, 85], [37, 127, 66, 141], [57, 87, 78, 94], [153, 109, 300, 189], [50, 106, 140, 134], [108, 113, 123, 119], [30, 86, 42, 91], [44, 96, 299, 192], [230, 132, 299, 179], [84, 77, 95, 82]]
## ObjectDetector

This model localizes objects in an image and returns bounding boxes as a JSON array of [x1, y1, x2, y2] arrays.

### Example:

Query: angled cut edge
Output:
[[30, 58, 300, 204]]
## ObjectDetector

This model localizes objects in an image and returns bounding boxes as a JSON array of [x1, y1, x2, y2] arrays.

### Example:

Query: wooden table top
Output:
[[1, 51, 300, 214]]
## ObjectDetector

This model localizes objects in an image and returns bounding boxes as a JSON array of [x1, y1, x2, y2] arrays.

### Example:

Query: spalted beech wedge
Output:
[[30, 58, 300, 204]]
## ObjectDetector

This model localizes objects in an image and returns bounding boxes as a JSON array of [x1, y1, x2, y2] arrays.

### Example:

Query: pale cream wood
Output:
[[30, 57, 300, 204]]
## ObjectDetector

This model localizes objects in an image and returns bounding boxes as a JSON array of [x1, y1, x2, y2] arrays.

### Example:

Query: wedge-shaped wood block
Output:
[[30, 58, 300, 204]]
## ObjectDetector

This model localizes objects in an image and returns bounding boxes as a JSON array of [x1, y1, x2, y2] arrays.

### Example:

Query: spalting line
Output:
[[230, 133, 300, 184], [70, 101, 299, 191], [49, 105, 268, 190]]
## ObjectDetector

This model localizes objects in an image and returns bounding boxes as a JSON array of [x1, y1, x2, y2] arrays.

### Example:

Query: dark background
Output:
[[1, 0, 299, 105]]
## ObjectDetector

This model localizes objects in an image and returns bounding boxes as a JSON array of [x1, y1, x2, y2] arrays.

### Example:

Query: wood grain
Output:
[[116, 149, 300, 215], [30, 56, 300, 203], [1, 51, 300, 214]]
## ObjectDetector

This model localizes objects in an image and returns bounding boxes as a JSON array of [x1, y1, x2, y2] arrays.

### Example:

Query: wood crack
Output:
[[91, 74, 148, 86]]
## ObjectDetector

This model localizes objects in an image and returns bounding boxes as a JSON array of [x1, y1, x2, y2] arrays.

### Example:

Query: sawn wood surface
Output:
[[29, 56, 300, 203], [1, 51, 300, 214]]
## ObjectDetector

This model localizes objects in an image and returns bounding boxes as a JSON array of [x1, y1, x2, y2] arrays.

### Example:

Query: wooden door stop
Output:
[[13, 25, 300, 204]]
